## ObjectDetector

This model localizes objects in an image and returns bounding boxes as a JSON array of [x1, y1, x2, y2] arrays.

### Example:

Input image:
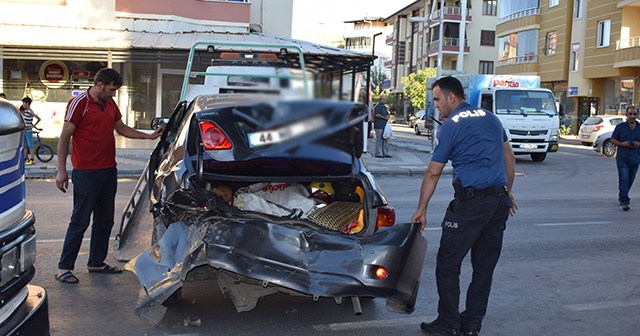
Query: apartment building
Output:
[[0, 0, 292, 134], [497, 0, 640, 133], [343, 17, 393, 81], [384, 0, 498, 118]]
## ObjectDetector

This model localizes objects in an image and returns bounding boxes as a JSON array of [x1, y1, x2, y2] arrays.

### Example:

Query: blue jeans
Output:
[[58, 168, 118, 270], [616, 158, 639, 205]]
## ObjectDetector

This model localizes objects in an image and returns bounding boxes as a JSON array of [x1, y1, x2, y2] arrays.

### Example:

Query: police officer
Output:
[[411, 76, 518, 336]]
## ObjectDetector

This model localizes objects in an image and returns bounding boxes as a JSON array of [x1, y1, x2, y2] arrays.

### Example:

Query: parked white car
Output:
[[579, 115, 625, 146]]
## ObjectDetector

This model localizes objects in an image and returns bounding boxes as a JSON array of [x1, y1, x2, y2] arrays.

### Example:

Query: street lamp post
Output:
[[364, 32, 383, 153]]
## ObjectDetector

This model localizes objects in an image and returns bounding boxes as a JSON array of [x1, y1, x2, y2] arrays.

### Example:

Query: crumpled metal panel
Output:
[[126, 216, 427, 325]]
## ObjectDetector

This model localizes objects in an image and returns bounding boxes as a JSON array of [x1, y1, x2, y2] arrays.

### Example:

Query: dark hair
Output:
[[22, 97, 32, 105], [0, 93, 6, 99], [431, 76, 465, 100], [626, 105, 638, 113], [94, 68, 123, 87]]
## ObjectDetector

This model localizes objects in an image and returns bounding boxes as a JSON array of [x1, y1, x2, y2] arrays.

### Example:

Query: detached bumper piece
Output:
[[127, 219, 427, 325]]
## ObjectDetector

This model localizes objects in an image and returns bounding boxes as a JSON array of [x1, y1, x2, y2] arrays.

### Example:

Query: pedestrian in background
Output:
[[610, 105, 640, 211], [54, 68, 163, 284], [411, 76, 517, 336], [20, 97, 41, 165], [373, 95, 392, 158]]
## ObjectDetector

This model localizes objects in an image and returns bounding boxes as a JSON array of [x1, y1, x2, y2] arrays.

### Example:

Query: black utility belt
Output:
[[456, 185, 507, 200]]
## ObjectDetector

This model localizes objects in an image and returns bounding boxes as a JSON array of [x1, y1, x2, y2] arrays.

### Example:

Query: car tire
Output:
[[531, 153, 546, 162], [602, 139, 617, 158], [414, 125, 421, 135]]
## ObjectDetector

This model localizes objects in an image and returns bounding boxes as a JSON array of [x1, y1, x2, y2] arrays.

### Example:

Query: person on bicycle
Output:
[[21, 97, 41, 165]]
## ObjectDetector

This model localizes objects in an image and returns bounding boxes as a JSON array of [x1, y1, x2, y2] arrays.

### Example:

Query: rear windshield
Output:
[[583, 117, 603, 125]]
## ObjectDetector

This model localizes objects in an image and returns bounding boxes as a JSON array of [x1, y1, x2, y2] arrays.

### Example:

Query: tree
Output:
[[400, 68, 437, 110]]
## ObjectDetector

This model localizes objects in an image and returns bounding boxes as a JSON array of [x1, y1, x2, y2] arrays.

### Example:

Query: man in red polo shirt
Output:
[[54, 68, 163, 284]]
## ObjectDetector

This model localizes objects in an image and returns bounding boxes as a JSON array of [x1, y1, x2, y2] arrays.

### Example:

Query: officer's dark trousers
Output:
[[436, 192, 511, 332]]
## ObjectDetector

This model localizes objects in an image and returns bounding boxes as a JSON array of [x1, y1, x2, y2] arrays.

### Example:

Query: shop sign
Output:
[[39, 60, 69, 89]]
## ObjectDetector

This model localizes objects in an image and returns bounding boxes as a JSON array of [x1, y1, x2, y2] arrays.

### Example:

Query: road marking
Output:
[[565, 299, 640, 311], [312, 316, 436, 331], [38, 237, 116, 243], [534, 221, 615, 227], [560, 143, 594, 150]]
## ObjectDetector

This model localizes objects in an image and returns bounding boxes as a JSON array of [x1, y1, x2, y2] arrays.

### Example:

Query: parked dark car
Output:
[[0, 99, 49, 335], [119, 94, 428, 324]]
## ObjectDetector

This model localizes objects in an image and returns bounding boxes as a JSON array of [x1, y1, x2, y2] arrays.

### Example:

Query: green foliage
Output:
[[400, 68, 437, 110], [560, 125, 571, 136]]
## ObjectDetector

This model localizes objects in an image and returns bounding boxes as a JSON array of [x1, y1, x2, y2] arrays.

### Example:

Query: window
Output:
[[545, 32, 557, 55], [481, 30, 495, 46], [498, 30, 539, 63], [570, 43, 580, 72], [549, 0, 559, 7], [479, 61, 494, 74], [574, 0, 582, 19], [597, 20, 611, 47], [482, 0, 497, 16]]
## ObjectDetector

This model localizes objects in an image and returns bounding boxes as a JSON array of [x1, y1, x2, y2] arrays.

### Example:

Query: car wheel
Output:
[[602, 139, 617, 158], [414, 125, 421, 135], [531, 153, 546, 162]]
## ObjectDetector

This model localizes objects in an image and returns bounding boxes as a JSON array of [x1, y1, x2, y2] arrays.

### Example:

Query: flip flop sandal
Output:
[[55, 271, 79, 284], [87, 264, 123, 273]]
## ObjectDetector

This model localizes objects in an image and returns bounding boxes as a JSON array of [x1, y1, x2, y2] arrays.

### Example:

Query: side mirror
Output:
[[151, 117, 170, 130]]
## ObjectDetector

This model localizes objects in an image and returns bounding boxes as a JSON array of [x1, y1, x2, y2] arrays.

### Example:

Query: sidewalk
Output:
[[25, 133, 440, 179]]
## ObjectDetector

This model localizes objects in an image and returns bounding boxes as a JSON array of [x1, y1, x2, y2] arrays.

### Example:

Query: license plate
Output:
[[248, 116, 326, 148], [520, 144, 537, 149]]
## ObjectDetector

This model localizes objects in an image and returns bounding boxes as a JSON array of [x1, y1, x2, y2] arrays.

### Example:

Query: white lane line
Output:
[[534, 221, 615, 227], [313, 316, 436, 331], [38, 237, 116, 243], [565, 299, 640, 311]]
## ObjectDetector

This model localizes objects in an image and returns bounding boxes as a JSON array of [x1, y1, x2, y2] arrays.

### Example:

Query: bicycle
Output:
[[31, 127, 54, 163]]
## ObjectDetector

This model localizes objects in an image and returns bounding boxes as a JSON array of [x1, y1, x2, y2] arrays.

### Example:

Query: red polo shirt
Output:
[[64, 89, 121, 170]]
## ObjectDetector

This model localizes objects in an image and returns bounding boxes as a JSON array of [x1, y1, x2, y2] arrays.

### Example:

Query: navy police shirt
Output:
[[431, 102, 509, 189]]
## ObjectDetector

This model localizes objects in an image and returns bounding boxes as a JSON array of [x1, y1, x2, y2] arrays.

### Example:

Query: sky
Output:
[[291, 0, 416, 45]]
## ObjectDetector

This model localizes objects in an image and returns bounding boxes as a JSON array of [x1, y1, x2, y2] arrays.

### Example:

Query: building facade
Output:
[[0, 0, 292, 136], [384, 0, 498, 118], [497, 0, 640, 134]]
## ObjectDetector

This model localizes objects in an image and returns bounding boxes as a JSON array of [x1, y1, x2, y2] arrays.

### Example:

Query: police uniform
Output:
[[430, 102, 513, 332]]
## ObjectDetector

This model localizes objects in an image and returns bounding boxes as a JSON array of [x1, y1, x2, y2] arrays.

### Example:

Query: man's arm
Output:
[[32, 111, 42, 127], [504, 141, 518, 216], [55, 121, 75, 193], [114, 120, 162, 140], [411, 160, 445, 232]]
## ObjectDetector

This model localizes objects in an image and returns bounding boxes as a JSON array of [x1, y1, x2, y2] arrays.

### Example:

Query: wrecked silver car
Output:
[[117, 95, 428, 324]]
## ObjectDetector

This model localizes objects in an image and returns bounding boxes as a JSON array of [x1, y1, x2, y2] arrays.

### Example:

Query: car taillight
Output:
[[373, 266, 388, 280], [375, 205, 396, 231], [199, 121, 232, 150], [593, 125, 603, 132]]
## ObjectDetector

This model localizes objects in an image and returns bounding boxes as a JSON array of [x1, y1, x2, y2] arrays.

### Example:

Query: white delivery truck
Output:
[[429, 74, 559, 162]]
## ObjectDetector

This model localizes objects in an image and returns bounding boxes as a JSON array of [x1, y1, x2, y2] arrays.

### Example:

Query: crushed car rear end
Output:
[[126, 96, 427, 324]]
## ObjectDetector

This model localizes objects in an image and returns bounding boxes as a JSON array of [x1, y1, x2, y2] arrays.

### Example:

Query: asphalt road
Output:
[[27, 134, 640, 335]]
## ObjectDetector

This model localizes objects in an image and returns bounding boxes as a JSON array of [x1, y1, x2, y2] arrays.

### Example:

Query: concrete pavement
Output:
[[25, 128, 440, 179]]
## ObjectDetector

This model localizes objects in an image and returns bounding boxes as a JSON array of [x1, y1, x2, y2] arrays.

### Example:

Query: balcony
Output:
[[427, 6, 472, 26], [614, 36, 640, 68], [386, 33, 394, 46], [498, 7, 540, 25], [427, 38, 470, 56]]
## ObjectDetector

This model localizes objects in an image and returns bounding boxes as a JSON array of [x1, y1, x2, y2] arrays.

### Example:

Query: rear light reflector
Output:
[[375, 205, 396, 231], [199, 121, 232, 150], [374, 266, 388, 280]]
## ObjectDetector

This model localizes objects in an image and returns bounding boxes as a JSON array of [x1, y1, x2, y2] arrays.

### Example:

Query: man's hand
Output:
[[56, 170, 69, 193], [147, 126, 164, 140], [410, 210, 427, 232]]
